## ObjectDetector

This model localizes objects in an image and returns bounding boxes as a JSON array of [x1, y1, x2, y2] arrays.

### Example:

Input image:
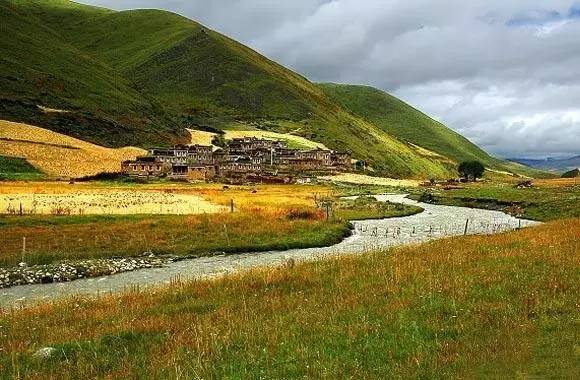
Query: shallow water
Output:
[[0, 194, 539, 308]]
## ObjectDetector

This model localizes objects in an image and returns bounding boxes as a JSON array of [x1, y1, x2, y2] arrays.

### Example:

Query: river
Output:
[[0, 194, 539, 308]]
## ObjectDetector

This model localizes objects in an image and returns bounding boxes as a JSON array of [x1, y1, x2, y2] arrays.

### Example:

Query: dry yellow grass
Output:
[[0, 120, 146, 178], [319, 173, 420, 187], [186, 128, 216, 146], [224, 130, 327, 149], [0, 190, 225, 215], [0, 181, 328, 215], [187, 128, 326, 150], [533, 177, 580, 187]]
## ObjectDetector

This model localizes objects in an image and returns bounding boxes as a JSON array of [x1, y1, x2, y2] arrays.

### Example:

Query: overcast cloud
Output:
[[81, 0, 580, 158]]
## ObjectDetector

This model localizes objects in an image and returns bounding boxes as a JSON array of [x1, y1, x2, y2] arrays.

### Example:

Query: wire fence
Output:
[[351, 218, 526, 239]]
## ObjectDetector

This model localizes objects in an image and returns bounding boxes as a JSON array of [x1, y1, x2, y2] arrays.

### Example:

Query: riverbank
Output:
[[409, 179, 580, 221], [1, 218, 576, 378], [0, 194, 538, 306]]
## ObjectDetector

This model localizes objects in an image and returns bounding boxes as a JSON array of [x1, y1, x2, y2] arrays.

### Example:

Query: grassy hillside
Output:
[[1, 0, 534, 178], [0, 120, 145, 178], [0, 155, 42, 180], [0, 1, 187, 147], [319, 84, 500, 166]]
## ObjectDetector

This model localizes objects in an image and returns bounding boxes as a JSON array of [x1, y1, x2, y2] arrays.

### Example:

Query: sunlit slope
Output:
[[0, 120, 145, 178], [0, 1, 186, 147], [318, 84, 498, 164]]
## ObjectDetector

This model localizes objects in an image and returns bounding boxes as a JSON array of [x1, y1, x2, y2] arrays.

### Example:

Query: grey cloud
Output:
[[80, 0, 580, 158]]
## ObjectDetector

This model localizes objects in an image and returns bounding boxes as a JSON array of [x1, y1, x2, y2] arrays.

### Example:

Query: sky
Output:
[[81, 0, 580, 159]]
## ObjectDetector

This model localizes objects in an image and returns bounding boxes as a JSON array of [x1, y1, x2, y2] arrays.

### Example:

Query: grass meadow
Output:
[[412, 178, 580, 221], [0, 182, 419, 267], [0, 219, 577, 378]]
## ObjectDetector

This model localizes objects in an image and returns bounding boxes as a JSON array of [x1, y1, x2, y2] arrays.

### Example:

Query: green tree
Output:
[[458, 161, 485, 181]]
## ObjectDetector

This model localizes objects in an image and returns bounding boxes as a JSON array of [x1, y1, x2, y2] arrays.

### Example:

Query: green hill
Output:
[[318, 83, 501, 166], [0, 0, 535, 178]]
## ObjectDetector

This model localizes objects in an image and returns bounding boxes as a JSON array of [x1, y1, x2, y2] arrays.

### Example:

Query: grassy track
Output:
[[1, 219, 577, 378]]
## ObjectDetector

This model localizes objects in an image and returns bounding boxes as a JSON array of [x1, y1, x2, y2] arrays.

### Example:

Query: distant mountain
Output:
[[0, 0, 542, 178], [510, 156, 580, 173]]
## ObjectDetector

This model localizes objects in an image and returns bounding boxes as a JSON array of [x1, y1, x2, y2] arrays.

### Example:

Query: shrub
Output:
[[458, 161, 485, 181]]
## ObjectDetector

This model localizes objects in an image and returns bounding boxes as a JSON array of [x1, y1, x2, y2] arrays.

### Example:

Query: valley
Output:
[[0, 1, 577, 378]]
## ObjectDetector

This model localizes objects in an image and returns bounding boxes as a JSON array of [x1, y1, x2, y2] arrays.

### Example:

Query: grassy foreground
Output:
[[1, 219, 578, 378]]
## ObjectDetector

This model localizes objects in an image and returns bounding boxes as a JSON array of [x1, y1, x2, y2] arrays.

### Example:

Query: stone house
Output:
[[121, 156, 171, 178]]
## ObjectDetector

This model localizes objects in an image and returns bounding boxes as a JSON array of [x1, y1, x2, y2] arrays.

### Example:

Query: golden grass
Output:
[[533, 177, 580, 187], [185, 128, 216, 146], [223, 130, 327, 149], [0, 181, 330, 215], [187, 127, 327, 150], [0, 219, 577, 378], [0, 120, 146, 178], [319, 173, 420, 187], [0, 190, 225, 215]]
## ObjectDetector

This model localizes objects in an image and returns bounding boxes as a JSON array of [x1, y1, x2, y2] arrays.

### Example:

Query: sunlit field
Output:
[[0, 181, 420, 267], [1, 219, 577, 378], [0, 121, 145, 178]]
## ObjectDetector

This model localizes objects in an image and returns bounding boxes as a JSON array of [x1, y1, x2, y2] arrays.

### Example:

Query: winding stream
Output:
[[0, 194, 539, 308]]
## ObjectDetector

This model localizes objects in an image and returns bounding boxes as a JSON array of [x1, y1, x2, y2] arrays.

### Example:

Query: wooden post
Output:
[[230, 199, 234, 213], [223, 224, 231, 246], [518, 219, 522, 230], [22, 236, 26, 263], [464, 219, 469, 235], [19, 202, 23, 216]]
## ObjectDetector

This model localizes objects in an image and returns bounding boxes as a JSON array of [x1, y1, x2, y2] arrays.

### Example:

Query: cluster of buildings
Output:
[[122, 137, 351, 182]]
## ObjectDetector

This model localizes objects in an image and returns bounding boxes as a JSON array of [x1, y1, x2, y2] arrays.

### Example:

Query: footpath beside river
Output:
[[0, 194, 539, 308]]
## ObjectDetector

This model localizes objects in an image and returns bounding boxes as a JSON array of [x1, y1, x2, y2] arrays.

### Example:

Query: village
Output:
[[122, 137, 352, 182]]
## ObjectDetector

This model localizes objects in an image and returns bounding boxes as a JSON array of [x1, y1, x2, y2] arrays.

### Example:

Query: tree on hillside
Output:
[[458, 161, 485, 181]]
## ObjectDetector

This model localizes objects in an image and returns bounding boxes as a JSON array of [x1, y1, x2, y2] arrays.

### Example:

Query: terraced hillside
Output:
[[0, 0, 532, 178]]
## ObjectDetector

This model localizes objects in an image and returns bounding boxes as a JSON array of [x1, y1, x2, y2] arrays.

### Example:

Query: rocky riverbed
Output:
[[0, 256, 177, 289], [0, 194, 540, 308]]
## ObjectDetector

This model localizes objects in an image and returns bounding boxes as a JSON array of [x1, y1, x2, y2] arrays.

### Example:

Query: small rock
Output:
[[33, 347, 57, 359]]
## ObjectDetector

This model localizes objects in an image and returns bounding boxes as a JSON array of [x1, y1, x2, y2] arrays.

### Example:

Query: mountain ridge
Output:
[[0, 0, 540, 178]]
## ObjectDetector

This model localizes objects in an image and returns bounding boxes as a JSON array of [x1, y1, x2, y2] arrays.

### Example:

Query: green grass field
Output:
[[1, 218, 577, 378], [334, 196, 423, 220], [411, 180, 580, 221], [0, 155, 43, 180]]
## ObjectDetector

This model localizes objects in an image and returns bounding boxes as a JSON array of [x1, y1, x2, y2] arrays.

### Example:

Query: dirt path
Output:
[[0, 194, 539, 308]]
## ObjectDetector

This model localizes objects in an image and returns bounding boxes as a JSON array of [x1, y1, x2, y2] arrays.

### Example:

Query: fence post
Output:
[[464, 219, 469, 235], [223, 224, 231, 246], [22, 236, 26, 263], [230, 199, 234, 213]]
